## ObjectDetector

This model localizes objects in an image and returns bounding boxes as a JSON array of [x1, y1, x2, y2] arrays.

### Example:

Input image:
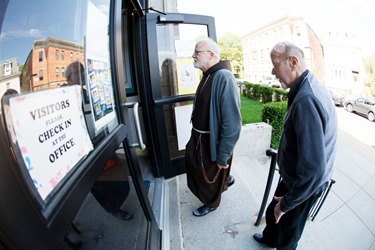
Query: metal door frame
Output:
[[142, 12, 216, 178]]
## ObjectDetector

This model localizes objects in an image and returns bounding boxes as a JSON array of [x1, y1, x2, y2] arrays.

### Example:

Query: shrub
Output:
[[243, 82, 288, 103], [262, 101, 287, 149], [273, 88, 289, 102], [242, 82, 288, 149]]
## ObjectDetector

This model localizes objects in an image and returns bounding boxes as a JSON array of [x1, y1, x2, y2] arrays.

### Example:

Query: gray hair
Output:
[[272, 41, 306, 69], [198, 38, 221, 59]]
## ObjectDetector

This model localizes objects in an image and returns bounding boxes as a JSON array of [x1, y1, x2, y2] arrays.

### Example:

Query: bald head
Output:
[[271, 41, 307, 71], [270, 41, 308, 89], [66, 61, 84, 85]]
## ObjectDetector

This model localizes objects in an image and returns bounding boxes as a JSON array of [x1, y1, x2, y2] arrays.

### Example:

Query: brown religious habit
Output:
[[185, 60, 233, 208]]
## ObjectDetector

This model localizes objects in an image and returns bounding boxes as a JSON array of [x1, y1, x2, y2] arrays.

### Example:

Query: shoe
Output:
[[192, 205, 217, 217], [65, 239, 82, 250], [223, 176, 235, 192], [228, 175, 235, 187], [253, 233, 276, 248], [112, 210, 133, 220]]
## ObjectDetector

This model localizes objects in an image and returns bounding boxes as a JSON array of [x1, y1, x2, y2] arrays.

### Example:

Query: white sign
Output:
[[174, 104, 193, 150], [9, 85, 93, 200], [175, 40, 196, 58]]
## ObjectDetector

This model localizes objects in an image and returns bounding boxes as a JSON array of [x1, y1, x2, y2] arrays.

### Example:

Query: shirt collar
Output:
[[287, 69, 309, 108]]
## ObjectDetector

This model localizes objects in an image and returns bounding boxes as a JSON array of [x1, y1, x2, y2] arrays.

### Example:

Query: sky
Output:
[[176, 0, 375, 55]]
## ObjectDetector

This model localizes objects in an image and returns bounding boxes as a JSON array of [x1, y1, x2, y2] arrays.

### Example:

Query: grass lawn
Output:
[[240, 94, 263, 124]]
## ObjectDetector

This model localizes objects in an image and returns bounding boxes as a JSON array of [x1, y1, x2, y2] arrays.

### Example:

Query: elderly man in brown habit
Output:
[[185, 38, 242, 217]]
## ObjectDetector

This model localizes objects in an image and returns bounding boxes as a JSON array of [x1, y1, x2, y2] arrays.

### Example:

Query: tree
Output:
[[363, 54, 375, 97], [218, 32, 243, 78]]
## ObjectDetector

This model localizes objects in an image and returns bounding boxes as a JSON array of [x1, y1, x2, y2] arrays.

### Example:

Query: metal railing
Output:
[[255, 148, 336, 226]]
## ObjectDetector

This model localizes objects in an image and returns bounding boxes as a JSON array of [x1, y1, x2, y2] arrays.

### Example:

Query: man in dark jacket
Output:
[[185, 39, 242, 217], [253, 41, 338, 249]]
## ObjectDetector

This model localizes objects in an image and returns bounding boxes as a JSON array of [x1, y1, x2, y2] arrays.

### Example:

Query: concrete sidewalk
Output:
[[166, 124, 375, 250]]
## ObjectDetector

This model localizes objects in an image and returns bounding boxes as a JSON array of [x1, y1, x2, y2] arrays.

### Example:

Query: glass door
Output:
[[0, 0, 159, 248], [144, 13, 216, 178]]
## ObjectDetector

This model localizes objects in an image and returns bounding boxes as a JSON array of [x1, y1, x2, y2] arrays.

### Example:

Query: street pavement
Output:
[[166, 123, 375, 250]]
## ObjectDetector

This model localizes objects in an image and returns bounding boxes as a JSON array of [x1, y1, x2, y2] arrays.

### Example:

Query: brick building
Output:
[[21, 37, 84, 92]]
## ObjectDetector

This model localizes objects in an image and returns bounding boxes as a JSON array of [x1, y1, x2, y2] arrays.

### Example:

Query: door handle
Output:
[[123, 102, 146, 150]]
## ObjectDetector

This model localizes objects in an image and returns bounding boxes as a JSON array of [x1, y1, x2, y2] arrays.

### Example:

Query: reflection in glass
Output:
[[71, 153, 147, 249], [0, 0, 118, 140], [156, 23, 208, 158], [1, 1, 150, 248]]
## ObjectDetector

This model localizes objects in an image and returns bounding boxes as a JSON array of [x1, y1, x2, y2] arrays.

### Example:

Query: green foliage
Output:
[[262, 102, 288, 149], [240, 84, 288, 149], [243, 82, 288, 103], [218, 33, 243, 76], [273, 88, 289, 102], [240, 95, 263, 124], [363, 54, 375, 97]]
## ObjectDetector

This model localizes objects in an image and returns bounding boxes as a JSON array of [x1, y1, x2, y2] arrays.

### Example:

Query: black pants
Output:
[[90, 181, 130, 213], [262, 180, 323, 250]]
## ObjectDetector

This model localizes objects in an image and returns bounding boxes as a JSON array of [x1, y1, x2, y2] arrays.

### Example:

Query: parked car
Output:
[[329, 89, 345, 107], [259, 76, 280, 88], [345, 97, 375, 122]]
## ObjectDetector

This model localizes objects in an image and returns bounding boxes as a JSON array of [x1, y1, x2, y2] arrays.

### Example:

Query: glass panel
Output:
[[70, 151, 148, 249], [1, 1, 149, 247], [0, 0, 120, 202], [156, 23, 208, 158], [0, 0, 118, 142], [157, 24, 208, 98], [163, 101, 193, 159]]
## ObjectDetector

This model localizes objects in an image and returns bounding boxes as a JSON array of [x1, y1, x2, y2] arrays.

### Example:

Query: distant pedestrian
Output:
[[253, 41, 338, 249], [185, 38, 242, 217]]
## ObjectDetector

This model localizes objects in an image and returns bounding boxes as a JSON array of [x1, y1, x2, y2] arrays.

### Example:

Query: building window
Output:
[[39, 51, 43, 62], [39, 69, 44, 80], [252, 50, 257, 60], [56, 67, 59, 77], [4, 63, 11, 76], [70, 51, 73, 62], [62, 67, 65, 77], [77, 52, 80, 59], [296, 26, 301, 36], [56, 49, 59, 60], [61, 50, 65, 60], [352, 71, 358, 82]]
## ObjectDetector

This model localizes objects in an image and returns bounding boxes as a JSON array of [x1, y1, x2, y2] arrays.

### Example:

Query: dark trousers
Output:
[[90, 181, 130, 213], [262, 181, 323, 250]]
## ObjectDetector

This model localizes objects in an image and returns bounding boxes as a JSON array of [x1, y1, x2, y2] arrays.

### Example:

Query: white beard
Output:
[[193, 60, 199, 68]]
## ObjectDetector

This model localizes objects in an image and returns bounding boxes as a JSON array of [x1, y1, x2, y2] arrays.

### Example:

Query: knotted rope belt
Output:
[[193, 127, 221, 184]]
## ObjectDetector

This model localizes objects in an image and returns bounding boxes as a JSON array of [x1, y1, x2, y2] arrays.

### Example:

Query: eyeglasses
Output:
[[273, 57, 290, 70], [194, 50, 211, 55]]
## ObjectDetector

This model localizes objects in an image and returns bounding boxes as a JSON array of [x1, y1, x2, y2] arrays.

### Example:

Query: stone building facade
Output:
[[241, 16, 324, 84]]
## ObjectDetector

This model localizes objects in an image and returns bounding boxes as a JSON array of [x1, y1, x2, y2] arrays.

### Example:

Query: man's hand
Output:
[[217, 164, 229, 169], [274, 196, 285, 224]]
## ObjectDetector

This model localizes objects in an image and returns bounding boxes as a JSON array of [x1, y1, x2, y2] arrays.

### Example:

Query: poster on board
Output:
[[86, 57, 116, 133], [84, 1, 117, 136], [8, 85, 93, 200]]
